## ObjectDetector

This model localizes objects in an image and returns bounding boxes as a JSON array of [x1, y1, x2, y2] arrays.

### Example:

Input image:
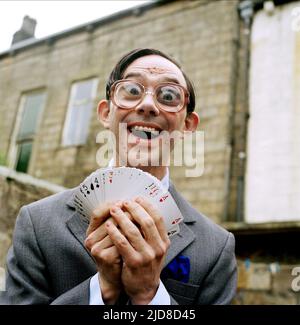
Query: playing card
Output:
[[99, 168, 108, 202], [76, 184, 94, 212], [167, 224, 180, 237], [104, 167, 143, 201], [115, 167, 132, 198], [83, 175, 98, 207], [90, 170, 104, 205], [73, 204, 88, 220], [74, 194, 91, 220], [137, 190, 183, 232], [119, 167, 144, 199], [133, 171, 183, 231], [104, 168, 124, 201], [155, 191, 184, 229], [74, 194, 92, 214], [73, 167, 183, 237]]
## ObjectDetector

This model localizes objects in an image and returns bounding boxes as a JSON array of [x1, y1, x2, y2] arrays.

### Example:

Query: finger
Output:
[[86, 208, 133, 249], [134, 196, 170, 244], [84, 221, 115, 250], [86, 203, 111, 236], [122, 200, 163, 247], [109, 206, 148, 253], [105, 219, 139, 263], [123, 211, 134, 221], [86, 201, 122, 236], [130, 198, 170, 258], [91, 241, 122, 264]]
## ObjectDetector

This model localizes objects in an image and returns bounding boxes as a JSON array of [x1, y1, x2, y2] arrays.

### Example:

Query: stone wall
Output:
[[0, 166, 66, 268], [0, 0, 241, 223], [233, 260, 300, 305], [0, 266, 5, 292]]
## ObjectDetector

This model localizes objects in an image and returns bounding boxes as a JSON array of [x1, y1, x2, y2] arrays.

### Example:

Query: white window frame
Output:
[[62, 78, 98, 146], [8, 91, 46, 172]]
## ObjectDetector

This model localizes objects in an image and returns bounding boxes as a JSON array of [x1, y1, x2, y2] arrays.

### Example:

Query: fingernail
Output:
[[135, 197, 142, 203], [111, 207, 117, 213], [123, 200, 129, 206]]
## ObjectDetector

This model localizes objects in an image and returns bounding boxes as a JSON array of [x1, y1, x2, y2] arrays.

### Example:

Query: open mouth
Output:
[[128, 125, 162, 140]]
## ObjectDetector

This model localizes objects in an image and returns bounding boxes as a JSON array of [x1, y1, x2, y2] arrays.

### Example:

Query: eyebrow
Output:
[[123, 72, 181, 85]]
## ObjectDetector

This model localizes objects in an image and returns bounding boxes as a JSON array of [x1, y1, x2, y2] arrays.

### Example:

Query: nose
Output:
[[135, 92, 160, 116]]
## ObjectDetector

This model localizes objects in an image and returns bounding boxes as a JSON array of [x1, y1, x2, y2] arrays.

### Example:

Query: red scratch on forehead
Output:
[[146, 67, 168, 74]]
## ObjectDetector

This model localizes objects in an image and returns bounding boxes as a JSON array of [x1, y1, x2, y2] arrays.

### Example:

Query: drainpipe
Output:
[[235, 0, 254, 222]]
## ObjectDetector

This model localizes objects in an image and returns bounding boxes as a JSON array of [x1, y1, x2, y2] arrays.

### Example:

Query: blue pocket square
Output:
[[162, 254, 190, 283]]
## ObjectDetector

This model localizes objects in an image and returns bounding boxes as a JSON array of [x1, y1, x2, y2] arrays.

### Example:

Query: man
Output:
[[1, 48, 237, 305]]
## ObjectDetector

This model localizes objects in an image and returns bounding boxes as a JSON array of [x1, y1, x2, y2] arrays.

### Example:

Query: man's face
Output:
[[98, 54, 198, 167]]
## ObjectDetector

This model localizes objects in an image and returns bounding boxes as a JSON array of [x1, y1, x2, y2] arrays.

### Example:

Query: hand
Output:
[[106, 196, 171, 305], [84, 201, 123, 304]]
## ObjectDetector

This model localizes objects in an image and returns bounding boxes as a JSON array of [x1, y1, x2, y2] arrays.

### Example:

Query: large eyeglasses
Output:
[[110, 79, 189, 113]]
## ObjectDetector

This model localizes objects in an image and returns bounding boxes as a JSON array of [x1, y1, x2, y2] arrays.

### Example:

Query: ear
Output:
[[97, 99, 110, 129], [183, 111, 199, 132]]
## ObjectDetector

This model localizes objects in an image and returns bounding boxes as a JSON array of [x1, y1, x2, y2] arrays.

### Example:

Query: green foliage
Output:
[[0, 152, 7, 166]]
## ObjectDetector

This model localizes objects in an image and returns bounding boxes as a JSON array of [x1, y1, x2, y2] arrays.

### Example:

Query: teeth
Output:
[[131, 125, 160, 134]]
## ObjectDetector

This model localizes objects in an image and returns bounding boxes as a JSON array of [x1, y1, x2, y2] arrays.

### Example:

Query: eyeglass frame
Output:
[[109, 79, 190, 113]]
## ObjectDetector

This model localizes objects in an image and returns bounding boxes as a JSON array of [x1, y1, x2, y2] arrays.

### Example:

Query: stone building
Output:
[[0, 0, 300, 304]]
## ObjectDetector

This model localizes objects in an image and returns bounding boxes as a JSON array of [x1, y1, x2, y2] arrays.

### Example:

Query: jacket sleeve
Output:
[[196, 232, 237, 305], [0, 206, 90, 305]]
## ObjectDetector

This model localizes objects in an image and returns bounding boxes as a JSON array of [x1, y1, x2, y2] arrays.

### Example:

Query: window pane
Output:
[[62, 78, 98, 146], [18, 93, 45, 139], [16, 141, 32, 173], [74, 103, 93, 144], [74, 80, 94, 101]]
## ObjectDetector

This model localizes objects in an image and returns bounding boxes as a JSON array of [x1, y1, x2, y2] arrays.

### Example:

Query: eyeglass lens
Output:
[[114, 80, 184, 112]]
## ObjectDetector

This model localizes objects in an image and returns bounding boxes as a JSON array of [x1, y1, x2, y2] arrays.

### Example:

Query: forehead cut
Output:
[[123, 55, 187, 87], [131, 66, 175, 74]]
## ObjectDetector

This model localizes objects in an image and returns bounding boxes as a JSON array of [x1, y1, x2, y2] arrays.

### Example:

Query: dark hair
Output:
[[106, 48, 195, 114]]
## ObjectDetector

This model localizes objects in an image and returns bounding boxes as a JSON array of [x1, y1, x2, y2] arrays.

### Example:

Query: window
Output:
[[14, 92, 45, 173], [15, 142, 32, 173], [62, 78, 98, 146], [245, 2, 300, 222]]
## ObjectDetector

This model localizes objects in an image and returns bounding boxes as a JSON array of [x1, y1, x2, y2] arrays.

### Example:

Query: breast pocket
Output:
[[163, 278, 200, 305]]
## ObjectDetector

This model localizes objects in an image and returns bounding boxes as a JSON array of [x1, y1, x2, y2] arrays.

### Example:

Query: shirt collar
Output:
[[160, 168, 169, 191]]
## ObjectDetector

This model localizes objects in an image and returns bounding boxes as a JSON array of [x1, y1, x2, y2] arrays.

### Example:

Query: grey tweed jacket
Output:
[[0, 182, 237, 305]]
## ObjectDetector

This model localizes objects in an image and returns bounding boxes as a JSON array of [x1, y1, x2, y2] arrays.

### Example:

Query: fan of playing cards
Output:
[[74, 167, 183, 237]]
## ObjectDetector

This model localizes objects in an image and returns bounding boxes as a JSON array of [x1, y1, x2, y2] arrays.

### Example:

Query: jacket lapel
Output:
[[65, 189, 94, 261], [164, 182, 197, 267], [164, 222, 195, 266]]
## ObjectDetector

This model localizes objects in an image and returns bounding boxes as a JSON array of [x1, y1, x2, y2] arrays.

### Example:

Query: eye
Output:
[[123, 83, 142, 97], [157, 86, 181, 106]]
